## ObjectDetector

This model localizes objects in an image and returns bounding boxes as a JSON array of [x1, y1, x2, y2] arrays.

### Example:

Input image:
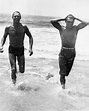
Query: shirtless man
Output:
[[50, 14, 89, 89], [0, 11, 33, 84]]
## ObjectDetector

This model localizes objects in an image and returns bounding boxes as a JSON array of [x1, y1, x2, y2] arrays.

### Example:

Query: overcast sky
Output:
[[0, 0, 89, 19]]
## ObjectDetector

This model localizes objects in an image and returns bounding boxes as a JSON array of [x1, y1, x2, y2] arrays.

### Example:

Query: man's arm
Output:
[[75, 18, 89, 30], [24, 26, 33, 56], [0, 27, 8, 52], [50, 18, 65, 30]]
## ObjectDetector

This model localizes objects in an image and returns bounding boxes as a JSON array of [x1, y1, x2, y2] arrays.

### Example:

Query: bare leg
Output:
[[9, 53, 17, 84], [17, 55, 25, 73]]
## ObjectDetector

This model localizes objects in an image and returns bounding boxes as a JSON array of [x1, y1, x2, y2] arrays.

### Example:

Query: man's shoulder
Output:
[[4, 26, 11, 32], [73, 25, 78, 31], [23, 24, 28, 28], [58, 25, 65, 32], [5, 26, 11, 29], [19, 23, 29, 31], [6, 25, 14, 29], [23, 25, 29, 31]]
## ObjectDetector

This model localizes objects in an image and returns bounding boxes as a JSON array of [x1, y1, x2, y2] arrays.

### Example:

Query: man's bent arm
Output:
[[50, 18, 65, 30], [75, 18, 89, 30], [28, 34, 33, 56], [29, 35, 33, 50], [0, 27, 8, 48], [24, 26, 33, 51]]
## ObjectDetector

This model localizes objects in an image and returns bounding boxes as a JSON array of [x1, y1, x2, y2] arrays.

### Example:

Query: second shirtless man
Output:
[[51, 14, 89, 89]]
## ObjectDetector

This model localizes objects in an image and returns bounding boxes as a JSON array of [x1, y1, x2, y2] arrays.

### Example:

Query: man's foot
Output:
[[12, 79, 16, 85], [61, 84, 65, 89]]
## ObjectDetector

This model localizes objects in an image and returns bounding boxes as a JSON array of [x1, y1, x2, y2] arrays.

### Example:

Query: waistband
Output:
[[9, 45, 24, 49], [62, 47, 75, 50]]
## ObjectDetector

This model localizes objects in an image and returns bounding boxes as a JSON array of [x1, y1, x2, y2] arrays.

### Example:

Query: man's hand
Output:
[[65, 14, 75, 22], [29, 49, 33, 56], [0, 47, 4, 53]]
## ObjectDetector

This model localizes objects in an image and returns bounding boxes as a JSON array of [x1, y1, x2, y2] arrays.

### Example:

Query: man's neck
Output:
[[66, 26, 73, 30], [13, 22, 20, 28]]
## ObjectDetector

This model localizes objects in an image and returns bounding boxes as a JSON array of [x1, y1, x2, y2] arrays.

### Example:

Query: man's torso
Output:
[[60, 26, 78, 48], [8, 23, 26, 47]]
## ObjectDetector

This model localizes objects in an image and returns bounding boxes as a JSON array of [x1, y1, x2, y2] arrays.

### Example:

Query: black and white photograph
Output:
[[0, 0, 89, 111]]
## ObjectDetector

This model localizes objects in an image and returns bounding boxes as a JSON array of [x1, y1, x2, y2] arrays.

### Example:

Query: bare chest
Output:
[[61, 28, 78, 40], [9, 26, 25, 36]]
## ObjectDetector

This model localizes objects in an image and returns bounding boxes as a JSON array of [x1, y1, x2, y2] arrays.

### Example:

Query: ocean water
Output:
[[0, 14, 89, 61]]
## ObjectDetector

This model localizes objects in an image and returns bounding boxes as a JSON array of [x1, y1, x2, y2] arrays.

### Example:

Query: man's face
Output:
[[66, 16, 74, 28], [12, 12, 21, 23]]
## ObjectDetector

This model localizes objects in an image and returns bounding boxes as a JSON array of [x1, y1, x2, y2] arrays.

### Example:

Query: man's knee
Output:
[[19, 65, 25, 73], [20, 70, 24, 73], [11, 67, 16, 73], [59, 70, 66, 76]]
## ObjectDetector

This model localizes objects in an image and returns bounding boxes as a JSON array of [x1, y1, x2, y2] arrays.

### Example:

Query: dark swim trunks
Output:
[[9, 46, 24, 56], [59, 47, 76, 76]]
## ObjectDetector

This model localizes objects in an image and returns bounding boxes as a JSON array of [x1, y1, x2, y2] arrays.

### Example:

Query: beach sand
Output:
[[0, 26, 89, 111]]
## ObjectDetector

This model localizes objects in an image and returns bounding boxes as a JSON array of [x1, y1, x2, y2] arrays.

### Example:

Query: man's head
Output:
[[65, 14, 75, 28], [66, 14, 74, 22], [12, 11, 21, 23]]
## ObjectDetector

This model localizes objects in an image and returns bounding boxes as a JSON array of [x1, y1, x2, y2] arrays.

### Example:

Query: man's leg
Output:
[[60, 75, 66, 89], [17, 55, 25, 73], [66, 58, 75, 76], [59, 55, 66, 89], [9, 53, 17, 84]]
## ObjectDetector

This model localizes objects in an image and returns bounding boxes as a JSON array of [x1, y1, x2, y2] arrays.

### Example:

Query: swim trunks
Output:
[[59, 47, 76, 76], [9, 46, 24, 56]]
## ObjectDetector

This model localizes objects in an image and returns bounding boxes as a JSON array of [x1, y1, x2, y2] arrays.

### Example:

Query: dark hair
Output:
[[12, 11, 21, 19]]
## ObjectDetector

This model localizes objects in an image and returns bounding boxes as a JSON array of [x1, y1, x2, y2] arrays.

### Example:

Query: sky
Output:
[[0, 0, 89, 19]]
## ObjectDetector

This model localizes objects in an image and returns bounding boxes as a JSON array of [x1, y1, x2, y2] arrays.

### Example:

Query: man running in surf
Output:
[[50, 14, 89, 89], [0, 11, 33, 84]]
